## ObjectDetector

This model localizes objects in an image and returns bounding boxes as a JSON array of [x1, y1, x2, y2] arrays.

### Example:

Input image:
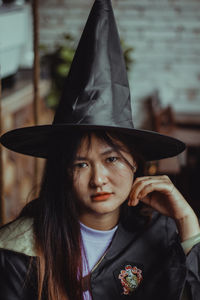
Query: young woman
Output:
[[0, 130, 199, 300], [0, 0, 199, 299]]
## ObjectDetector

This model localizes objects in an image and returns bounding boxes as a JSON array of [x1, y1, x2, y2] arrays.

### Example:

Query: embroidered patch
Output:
[[118, 264, 143, 295]]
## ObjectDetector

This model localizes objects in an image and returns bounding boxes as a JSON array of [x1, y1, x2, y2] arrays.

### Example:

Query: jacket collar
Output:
[[105, 217, 146, 260], [0, 217, 36, 256]]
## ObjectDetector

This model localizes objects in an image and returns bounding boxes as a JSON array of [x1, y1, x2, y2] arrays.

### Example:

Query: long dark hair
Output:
[[20, 129, 149, 300]]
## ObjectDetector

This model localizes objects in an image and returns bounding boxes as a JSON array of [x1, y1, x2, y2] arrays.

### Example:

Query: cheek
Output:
[[112, 167, 134, 193], [114, 164, 134, 182], [120, 173, 134, 200], [73, 171, 89, 196]]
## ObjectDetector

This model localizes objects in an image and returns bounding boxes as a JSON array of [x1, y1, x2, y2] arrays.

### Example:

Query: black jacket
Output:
[[0, 212, 199, 300]]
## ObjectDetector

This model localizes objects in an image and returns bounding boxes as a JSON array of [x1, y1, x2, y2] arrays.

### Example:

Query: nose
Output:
[[89, 163, 108, 188]]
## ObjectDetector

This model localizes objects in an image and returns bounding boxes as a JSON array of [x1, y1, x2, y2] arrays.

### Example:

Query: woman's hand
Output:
[[128, 175, 200, 243]]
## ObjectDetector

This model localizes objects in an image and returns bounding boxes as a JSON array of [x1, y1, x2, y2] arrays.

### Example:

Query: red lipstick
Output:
[[92, 192, 112, 201]]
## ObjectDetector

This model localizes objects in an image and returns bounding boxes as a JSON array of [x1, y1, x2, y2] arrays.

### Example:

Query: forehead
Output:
[[76, 133, 129, 156], [76, 134, 111, 155]]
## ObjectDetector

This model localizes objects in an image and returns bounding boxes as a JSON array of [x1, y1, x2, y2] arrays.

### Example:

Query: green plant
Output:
[[120, 39, 134, 72], [40, 33, 76, 109]]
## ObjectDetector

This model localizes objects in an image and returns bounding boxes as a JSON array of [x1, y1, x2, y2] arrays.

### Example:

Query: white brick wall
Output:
[[39, 0, 200, 127]]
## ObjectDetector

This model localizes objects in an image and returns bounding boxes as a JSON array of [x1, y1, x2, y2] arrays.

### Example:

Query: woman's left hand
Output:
[[128, 175, 200, 243]]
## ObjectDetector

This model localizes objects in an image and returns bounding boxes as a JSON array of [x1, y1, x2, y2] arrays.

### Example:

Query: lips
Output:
[[91, 192, 113, 202]]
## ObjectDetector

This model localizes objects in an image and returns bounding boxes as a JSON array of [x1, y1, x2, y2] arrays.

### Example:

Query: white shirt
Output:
[[80, 222, 118, 300]]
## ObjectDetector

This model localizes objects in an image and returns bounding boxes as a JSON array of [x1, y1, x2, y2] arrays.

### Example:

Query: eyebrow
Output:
[[75, 148, 116, 161]]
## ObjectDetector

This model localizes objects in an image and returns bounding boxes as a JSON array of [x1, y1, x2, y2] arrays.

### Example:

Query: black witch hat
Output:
[[0, 0, 185, 161]]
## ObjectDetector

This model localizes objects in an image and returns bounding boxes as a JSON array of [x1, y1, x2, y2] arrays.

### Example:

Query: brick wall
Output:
[[39, 0, 200, 127]]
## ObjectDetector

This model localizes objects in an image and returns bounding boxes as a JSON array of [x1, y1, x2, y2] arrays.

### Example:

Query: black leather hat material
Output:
[[0, 0, 185, 160]]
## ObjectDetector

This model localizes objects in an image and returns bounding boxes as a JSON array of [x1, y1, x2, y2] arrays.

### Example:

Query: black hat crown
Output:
[[53, 0, 133, 130]]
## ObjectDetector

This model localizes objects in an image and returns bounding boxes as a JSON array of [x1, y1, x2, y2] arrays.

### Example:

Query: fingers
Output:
[[128, 175, 173, 206], [127, 175, 196, 226]]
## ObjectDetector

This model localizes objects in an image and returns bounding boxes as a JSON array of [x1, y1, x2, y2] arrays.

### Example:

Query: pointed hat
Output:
[[0, 0, 185, 160]]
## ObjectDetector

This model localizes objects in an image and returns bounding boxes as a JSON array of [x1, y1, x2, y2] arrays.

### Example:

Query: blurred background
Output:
[[0, 0, 200, 223]]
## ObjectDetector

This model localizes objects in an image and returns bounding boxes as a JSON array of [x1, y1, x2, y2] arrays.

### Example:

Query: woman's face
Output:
[[72, 134, 135, 219]]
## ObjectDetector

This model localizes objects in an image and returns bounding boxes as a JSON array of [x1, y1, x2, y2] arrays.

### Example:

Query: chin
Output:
[[91, 199, 124, 215]]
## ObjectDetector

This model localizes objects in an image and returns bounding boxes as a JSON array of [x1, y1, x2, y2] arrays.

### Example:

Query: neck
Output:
[[79, 210, 120, 231]]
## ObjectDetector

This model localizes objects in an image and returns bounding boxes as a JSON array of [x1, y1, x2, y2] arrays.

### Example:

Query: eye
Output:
[[73, 162, 88, 169], [106, 156, 118, 163]]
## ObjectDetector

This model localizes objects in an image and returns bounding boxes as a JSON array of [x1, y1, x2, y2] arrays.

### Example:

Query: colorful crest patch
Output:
[[118, 264, 143, 295]]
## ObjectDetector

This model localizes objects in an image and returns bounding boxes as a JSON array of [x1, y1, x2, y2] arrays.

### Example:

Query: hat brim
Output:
[[0, 124, 185, 161]]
